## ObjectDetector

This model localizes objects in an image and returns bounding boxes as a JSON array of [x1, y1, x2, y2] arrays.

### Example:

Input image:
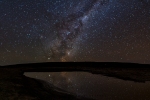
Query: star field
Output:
[[0, 0, 150, 65]]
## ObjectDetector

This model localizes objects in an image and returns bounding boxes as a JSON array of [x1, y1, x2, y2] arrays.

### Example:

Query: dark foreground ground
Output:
[[1, 62, 150, 100]]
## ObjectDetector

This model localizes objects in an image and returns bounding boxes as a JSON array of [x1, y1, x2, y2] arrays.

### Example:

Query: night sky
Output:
[[0, 0, 150, 65], [1, 0, 150, 99]]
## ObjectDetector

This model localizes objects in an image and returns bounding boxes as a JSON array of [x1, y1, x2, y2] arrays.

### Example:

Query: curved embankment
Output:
[[1, 62, 150, 99], [0, 67, 93, 100]]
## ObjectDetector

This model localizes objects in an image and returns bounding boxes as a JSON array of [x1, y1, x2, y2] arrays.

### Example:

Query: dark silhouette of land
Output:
[[1, 62, 150, 100]]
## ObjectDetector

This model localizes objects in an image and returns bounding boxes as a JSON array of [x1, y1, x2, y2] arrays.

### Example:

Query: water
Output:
[[24, 72, 150, 100]]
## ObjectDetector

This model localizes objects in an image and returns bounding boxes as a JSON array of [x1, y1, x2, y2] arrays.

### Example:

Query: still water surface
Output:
[[24, 72, 150, 100]]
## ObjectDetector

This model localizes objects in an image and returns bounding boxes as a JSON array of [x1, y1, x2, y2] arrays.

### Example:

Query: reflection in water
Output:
[[24, 72, 150, 100]]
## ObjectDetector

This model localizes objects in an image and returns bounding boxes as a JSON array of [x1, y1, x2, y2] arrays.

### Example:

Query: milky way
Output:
[[0, 0, 150, 65], [43, 0, 110, 61]]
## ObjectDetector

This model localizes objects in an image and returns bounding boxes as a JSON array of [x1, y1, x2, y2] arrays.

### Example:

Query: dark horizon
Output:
[[2, 61, 150, 67]]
